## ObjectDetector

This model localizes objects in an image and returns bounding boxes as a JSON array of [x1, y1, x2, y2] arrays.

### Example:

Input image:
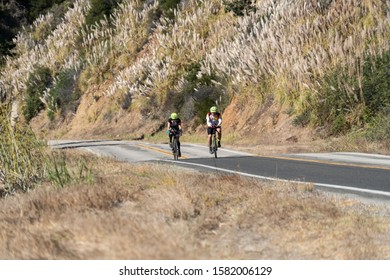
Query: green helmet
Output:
[[170, 112, 178, 119], [210, 106, 217, 113]]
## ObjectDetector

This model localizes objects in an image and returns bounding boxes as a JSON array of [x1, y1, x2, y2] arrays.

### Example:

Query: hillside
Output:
[[0, 0, 389, 151]]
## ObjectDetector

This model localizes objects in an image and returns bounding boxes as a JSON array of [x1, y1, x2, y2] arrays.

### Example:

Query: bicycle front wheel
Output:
[[213, 135, 218, 158], [172, 138, 179, 160]]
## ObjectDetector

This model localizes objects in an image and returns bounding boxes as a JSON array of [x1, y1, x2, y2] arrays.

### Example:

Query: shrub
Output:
[[85, 0, 121, 26], [292, 111, 310, 127], [0, 104, 46, 196], [0, 3, 26, 61], [0, 10, 17, 59], [222, 0, 256, 16], [312, 46, 390, 136], [180, 62, 225, 126], [184, 62, 216, 91], [47, 150, 94, 188], [189, 86, 225, 127], [365, 107, 390, 141], [47, 69, 80, 120], [362, 48, 390, 118], [157, 0, 181, 19], [0, 105, 93, 196], [23, 66, 53, 122], [312, 65, 358, 135], [24, 0, 68, 23]]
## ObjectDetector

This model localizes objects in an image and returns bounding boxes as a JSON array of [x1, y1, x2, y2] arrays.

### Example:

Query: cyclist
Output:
[[206, 106, 222, 153], [167, 112, 182, 157]]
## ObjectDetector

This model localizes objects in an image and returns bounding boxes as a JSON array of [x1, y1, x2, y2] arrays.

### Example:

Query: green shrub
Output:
[[47, 69, 80, 120], [155, 0, 181, 20], [0, 14, 15, 56], [222, 0, 256, 16], [47, 151, 94, 188], [0, 104, 94, 196], [24, 0, 68, 23], [23, 66, 53, 122], [0, 3, 26, 62], [180, 62, 225, 126], [365, 107, 390, 141], [362, 48, 390, 118], [312, 46, 390, 136], [184, 62, 216, 91], [313, 66, 357, 134], [85, 0, 120, 26], [189, 86, 226, 127], [292, 111, 310, 127], [0, 105, 46, 196], [0, 0, 71, 60]]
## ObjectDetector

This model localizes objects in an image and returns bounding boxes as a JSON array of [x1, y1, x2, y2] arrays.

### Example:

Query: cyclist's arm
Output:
[[206, 114, 212, 127], [217, 114, 222, 126]]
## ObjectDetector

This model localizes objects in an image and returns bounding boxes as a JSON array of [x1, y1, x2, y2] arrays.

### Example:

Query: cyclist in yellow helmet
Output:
[[206, 106, 222, 153], [167, 112, 182, 157]]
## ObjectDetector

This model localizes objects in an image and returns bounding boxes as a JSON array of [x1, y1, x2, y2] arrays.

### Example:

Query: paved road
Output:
[[48, 140, 390, 199]]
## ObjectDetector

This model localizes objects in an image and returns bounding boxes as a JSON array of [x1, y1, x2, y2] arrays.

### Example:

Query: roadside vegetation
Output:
[[0, 105, 46, 196], [1, 148, 390, 259], [0, 105, 93, 197]]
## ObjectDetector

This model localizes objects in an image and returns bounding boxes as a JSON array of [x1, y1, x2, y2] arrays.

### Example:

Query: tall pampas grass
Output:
[[0, 105, 46, 196], [0, 0, 389, 123]]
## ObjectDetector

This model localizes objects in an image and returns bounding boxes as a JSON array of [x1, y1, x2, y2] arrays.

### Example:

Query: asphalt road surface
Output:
[[48, 140, 390, 200]]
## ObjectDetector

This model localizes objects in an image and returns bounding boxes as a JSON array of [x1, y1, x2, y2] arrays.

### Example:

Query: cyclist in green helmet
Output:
[[167, 112, 182, 157], [206, 106, 222, 153]]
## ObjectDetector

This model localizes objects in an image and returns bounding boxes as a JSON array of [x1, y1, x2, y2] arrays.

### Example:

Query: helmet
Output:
[[170, 112, 178, 119], [210, 106, 217, 113]]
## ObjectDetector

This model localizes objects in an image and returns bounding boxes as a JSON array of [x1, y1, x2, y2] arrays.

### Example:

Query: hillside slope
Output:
[[0, 0, 389, 151]]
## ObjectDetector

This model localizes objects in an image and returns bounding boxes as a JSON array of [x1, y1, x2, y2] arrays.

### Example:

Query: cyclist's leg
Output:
[[169, 132, 173, 148], [207, 127, 213, 153], [208, 134, 212, 146], [216, 127, 222, 147]]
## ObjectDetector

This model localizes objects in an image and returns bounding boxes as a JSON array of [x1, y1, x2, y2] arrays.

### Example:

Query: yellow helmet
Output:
[[210, 106, 217, 113], [170, 112, 178, 119]]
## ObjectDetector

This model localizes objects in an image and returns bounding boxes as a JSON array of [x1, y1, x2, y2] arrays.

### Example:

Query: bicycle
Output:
[[210, 127, 218, 158], [170, 129, 181, 160]]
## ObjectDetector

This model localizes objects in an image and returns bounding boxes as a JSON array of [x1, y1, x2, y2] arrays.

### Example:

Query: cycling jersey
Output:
[[206, 112, 222, 127], [168, 118, 181, 130]]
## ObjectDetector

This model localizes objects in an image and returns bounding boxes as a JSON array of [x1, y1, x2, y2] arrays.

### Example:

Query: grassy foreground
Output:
[[1, 149, 390, 260]]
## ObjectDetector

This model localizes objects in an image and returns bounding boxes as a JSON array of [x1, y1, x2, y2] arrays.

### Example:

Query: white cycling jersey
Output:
[[206, 112, 222, 127]]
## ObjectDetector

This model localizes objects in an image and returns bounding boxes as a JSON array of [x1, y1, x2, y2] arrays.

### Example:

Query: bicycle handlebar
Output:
[[168, 128, 182, 135]]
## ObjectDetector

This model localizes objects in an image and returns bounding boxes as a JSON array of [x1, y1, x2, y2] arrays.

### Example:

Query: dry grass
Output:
[[1, 150, 390, 260]]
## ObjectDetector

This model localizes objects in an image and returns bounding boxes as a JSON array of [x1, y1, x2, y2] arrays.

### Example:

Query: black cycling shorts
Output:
[[207, 126, 221, 135]]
